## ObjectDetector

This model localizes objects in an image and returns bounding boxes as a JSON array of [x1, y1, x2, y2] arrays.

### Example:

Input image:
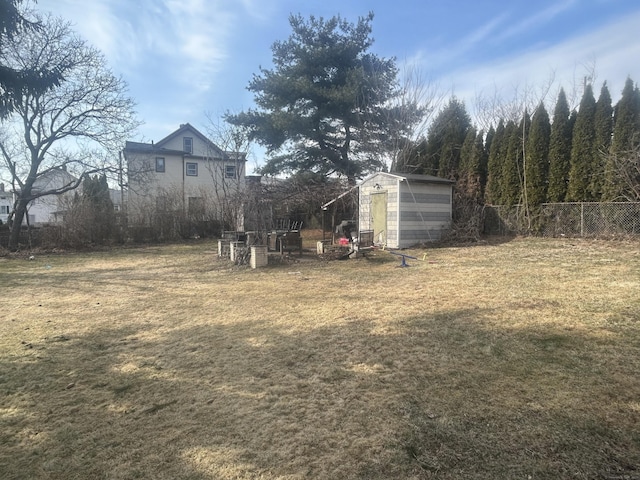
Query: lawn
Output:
[[1, 237, 639, 479]]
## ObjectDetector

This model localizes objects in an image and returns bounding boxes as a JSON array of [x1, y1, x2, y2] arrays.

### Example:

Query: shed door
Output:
[[371, 192, 387, 245]]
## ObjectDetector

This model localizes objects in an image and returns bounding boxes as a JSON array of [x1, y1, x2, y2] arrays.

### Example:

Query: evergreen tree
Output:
[[484, 125, 495, 172], [547, 89, 573, 202], [612, 77, 640, 152], [423, 97, 471, 180], [226, 13, 422, 184], [458, 127, 486, 203], [591, 82, 613, 199], [0, 0, 64, 117], [80, 174, 114, 243], [502, 116, 528, 206], [603, 77, 640, 200], [485, 120, 505, 204], [499, 121, 518, 204], [459, 126, 477, 174], [568, 84, 596, 201], [525, 102, 550, 207]]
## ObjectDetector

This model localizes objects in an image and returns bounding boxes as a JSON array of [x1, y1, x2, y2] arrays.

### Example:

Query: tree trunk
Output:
[[8, 195, 29, 251]]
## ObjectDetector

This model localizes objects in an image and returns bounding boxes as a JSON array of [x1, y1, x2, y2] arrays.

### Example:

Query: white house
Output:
[[21, 168, 78, 226], [358, 172, 454, 248], [124, 123, 247, 229], [0, 183, 11, 224]]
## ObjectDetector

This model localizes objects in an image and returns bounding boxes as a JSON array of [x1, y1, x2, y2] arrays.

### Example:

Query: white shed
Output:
[[358, 172, 454, 248]]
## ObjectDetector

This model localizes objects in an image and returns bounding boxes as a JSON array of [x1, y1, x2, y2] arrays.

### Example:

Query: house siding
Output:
[[125, 124, 246, 228], [26, 169, 77, 225], [0, 185, 11, 224]]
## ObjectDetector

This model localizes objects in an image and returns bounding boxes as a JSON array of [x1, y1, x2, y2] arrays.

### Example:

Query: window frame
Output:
[[224, 165, 237, 179], [185, 162, 198, 176], [183, 137, 193, 154], [155, 156, 165, 173]]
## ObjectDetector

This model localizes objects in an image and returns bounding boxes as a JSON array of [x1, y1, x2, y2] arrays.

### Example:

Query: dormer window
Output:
[[183, 137, 193, 154]]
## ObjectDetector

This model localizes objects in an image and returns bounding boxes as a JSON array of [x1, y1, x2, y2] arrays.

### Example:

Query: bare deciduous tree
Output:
[[203, 114, 251, 233], [387, 64, 447, 173], [0, 14, 140, 250]]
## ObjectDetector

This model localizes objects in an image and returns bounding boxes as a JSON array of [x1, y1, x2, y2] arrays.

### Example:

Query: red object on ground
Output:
[[338, 237, 350, 246]]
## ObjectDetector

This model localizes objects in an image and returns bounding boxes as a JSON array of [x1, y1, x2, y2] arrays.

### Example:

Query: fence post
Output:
[[580, 203, 584, 237]]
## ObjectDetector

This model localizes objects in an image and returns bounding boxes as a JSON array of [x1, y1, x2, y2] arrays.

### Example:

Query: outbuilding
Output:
[[358, 172, 454, 248]]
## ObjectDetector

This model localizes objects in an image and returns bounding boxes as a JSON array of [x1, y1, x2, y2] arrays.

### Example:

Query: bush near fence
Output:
[[484, 202, 640, 237]]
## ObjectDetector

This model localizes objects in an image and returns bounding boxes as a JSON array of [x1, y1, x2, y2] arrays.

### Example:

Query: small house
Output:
[[358, 172, 454, 248]]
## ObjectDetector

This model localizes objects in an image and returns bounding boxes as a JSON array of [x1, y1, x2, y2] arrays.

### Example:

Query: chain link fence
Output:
[[484, 202, 640, 237]]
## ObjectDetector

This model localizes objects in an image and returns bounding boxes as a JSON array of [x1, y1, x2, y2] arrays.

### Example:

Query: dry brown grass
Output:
[[1, 237, 639, 479]]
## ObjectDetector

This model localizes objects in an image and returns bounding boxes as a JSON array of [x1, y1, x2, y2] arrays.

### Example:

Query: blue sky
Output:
[[36, 0, 640, 170]]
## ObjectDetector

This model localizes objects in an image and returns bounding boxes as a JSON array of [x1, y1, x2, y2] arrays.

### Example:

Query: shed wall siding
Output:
[[358, 173, 399, 246], [400, 211, 451, 221], [399, 192, 450, 204], [397, 182, 452, 248], [358, 173, 453, 249]]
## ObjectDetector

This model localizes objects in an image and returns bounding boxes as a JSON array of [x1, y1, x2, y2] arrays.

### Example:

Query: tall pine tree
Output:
[[524, 102, 550, 207], [485, 120, 505, 204], [547, 89, 573, 202], [458, 127, 486, 203], [603, 77, 640, 200], [422, 97, 471, 180], [590, 82, 613, 199], [225, 13, 422, 184], [502, 115, 529, 206], [568, 84, 596, 201]]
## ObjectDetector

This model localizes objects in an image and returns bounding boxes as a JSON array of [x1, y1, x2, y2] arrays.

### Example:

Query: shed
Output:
[[358, 172, 454, 248]]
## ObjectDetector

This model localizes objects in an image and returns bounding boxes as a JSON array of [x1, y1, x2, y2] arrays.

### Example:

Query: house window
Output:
[[155, 157, 165, 173], [0, 205, 9, 214], [225, 165, 237, 179], [186, 162, 198, 176], [183, 137, 193, 154], [113, 204, 121, 212]]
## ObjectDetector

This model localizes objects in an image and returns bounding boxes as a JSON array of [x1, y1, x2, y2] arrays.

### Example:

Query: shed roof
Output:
[[321, 171, 453, 210], [361, 171, 454, 185]]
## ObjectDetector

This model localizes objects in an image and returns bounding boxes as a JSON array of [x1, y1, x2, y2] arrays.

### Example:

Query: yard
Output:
[[1, 237, 639, 479]]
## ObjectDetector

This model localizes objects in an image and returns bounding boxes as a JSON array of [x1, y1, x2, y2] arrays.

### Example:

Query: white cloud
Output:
[[414, 14, 509, 72], [434, 10, 640, 122], [495, 0, 578, 43], [38, 0, 233, 92]]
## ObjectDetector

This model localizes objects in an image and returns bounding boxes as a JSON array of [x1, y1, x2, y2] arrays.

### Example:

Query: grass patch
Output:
[[1, 237, 639, 479]]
